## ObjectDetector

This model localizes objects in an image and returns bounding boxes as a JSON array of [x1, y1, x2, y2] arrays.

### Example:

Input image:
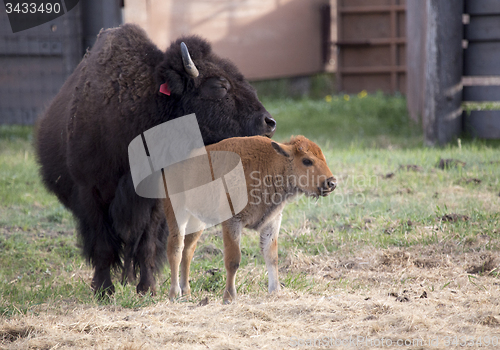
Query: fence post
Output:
[[426, 0, 464, 145], [407, 0, 464, 145], [81, 0, 122, 51]]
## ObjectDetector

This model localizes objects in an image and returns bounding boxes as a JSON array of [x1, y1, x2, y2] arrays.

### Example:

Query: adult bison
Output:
[[35, 24, 276, 296]]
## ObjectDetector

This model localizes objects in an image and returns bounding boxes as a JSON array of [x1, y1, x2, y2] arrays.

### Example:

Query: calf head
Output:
[[271, 136, 336, 198]]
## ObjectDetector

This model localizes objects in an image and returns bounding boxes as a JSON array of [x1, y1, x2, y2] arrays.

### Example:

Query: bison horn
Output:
[[180, 42, 199, 78]]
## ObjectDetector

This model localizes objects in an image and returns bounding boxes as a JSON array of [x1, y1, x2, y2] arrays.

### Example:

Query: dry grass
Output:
[[2, 244, 499, 350]]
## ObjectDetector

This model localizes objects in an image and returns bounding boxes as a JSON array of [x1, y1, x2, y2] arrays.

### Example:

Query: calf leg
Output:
[[260, 213, 282, 293], [180, 230, 203, 296], [222, 221, 242, 304], [167, 223, 184, 300]]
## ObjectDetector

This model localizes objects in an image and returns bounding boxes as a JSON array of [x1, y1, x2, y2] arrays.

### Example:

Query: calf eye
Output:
[[302, 158, 313, 166]]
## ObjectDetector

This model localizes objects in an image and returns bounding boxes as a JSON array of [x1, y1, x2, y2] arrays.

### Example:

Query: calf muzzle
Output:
[[320, 177, 337, 196]]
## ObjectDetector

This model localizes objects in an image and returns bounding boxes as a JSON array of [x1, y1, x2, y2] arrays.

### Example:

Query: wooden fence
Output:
[[336, 0, 406, 94], [407, 0, 500, 144], [463, 0, 500, 139], [0, 0, 121, 125]]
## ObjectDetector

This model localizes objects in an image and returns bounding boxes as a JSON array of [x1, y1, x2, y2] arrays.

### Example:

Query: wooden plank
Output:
[[336, 0, 344, 93], [464, 42, 500, 75], [463, 86, 500, 101], [464, 110, 500, 138], [390, 0, 397, 92], [406, 0, 426, 122], [340, 5, 405, 13], [339, 65, 406, 74], [465, 0, 500, 15], [465, 16, 500, 41], [336, 38, 406, 46], [341, 46, 391, 68]]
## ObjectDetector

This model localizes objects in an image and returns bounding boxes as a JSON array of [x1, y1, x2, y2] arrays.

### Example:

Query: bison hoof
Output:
[[92, 284, 115, 300], [137, 283, 156, 296], [91, 275, 115, 299]]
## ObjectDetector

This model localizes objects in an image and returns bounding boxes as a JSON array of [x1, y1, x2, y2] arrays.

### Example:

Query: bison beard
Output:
[[34, 24, 276, 296]]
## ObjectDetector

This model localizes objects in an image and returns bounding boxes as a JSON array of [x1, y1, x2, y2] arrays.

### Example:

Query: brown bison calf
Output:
[[164, 135, 336, 303]]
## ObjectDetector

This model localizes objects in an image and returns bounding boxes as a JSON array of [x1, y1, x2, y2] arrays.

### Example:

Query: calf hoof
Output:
[[268, 284, 282, 294], [169, 285, 182, 300], [223, 289, 236, 304], [181, 286, 191, 297]]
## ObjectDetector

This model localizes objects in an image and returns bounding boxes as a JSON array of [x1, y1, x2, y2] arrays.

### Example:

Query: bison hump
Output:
[[82, 24, 163, 105]]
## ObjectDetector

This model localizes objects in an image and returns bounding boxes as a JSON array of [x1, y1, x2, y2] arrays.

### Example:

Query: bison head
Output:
[[155, 36, 276, 145]]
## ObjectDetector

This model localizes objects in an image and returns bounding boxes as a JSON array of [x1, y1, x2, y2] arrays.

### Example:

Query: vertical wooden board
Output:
[[398, 73, 407, 94], [464, 42, 500, 76], [397, 44, 406, 65], [0, 3, 82, 125], [463, 86, 500, 102], [465, 15, 500, 41], [339, 0, 392, 7], [464, 111, 500, 138], [397, 11, 406, 37], [465, 0, 500, 15], [341, 46, 392, 67], [341, 13, 391, 40], [405, 0, 425, 120], [342, 74, 392, 93]]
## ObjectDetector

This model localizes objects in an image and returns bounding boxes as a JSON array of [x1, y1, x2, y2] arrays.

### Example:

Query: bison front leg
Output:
[[260, 213, 282, 293], [180, 230, 203, 297], [222, 221, 242, 304]]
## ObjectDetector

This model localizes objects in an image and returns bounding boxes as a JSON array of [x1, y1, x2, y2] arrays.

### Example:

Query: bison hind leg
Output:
[[110, 174, 169, 295], [135, 201, 169, 295]]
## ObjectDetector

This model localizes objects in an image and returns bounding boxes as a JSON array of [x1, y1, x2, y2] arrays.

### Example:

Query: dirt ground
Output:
[[1, 243, 500, 350]]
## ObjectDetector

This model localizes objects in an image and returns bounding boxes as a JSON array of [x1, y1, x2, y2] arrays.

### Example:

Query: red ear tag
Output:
[[159, 82, 171, 96]]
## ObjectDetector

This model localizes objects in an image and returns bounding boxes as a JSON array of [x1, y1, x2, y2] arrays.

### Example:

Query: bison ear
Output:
[[271, 142, 290, 158], [158, 70, 185, 96]]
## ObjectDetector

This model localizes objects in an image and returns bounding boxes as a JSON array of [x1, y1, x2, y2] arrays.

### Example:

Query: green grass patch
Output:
[[1, 94, 499, 316]]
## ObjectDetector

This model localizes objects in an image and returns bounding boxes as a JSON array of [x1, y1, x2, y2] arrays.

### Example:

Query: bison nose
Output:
[[264, 115, 276, 132]]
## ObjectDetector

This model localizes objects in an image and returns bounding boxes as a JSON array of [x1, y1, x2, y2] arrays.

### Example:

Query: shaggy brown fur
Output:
[[164, 135, 336, 303], [35, 24, 276, 296]]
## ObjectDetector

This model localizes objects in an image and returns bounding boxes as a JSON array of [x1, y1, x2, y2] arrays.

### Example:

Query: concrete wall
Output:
[[123, 0, 336, 80]]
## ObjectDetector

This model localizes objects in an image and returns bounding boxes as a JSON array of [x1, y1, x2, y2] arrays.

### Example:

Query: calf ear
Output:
[[271, 142, 290, 158]]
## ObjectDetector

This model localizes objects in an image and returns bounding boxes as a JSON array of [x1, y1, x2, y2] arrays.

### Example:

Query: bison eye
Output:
[[201, 77, 231, 99], [302, 158, 313, 166]]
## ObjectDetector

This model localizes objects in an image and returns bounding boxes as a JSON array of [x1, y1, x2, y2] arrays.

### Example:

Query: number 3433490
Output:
[[5, 2, 61, 14]]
